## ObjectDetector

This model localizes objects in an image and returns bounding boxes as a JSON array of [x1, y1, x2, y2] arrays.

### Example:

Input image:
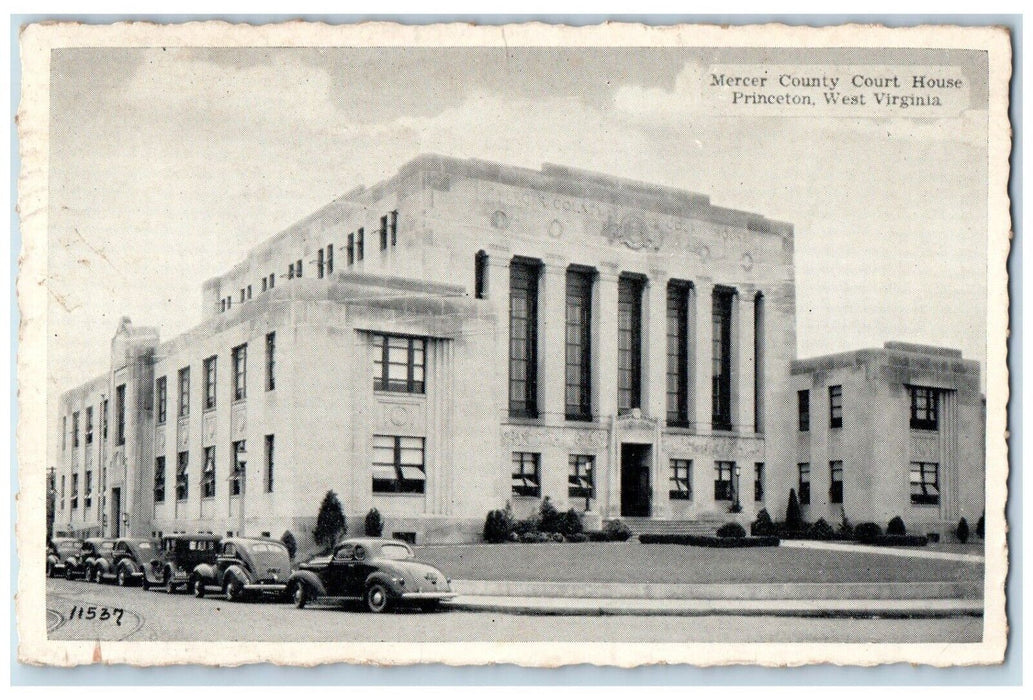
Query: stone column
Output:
[[540, 256, 568, 423], [594, 265, 620, 517], [939, 390, 960, 520], [692, 278, 714, 434], [645, 271, 670, 422], [736, 287, 757, 434]]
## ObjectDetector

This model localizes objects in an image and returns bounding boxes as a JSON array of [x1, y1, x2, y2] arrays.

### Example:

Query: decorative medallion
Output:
[[547, 219, 564, 238], [490, 210, 509, 230], [741, 253, 754, 272], [697, 245, 711, 263], [389, 405, 410, 427], [602, 212, 662, 250]]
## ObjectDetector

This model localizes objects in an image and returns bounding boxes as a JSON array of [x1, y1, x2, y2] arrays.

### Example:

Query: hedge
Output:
[[868, 534, 929, 547], [639, 534, 780, 547]]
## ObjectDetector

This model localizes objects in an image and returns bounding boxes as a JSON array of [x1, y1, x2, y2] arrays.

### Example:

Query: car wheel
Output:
[[224, 577, 244, 603], [164, 571, 176, 594], [192, 577, 205, 598], [141, 574, 150, 591], [291, 582, 308, 609], [46, 561, 54, 578], [365, 582, 392, 614]]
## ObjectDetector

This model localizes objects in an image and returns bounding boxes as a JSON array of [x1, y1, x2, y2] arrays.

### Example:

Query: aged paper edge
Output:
[[15, 19, 1012, 668]]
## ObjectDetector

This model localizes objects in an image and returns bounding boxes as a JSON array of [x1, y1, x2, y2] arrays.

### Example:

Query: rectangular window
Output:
[[247, 285, 251, 299], [371, 435, 426, 494], [568, 454, 595, 500], [202, 446, 216, 499], [177, 452, 189, 501], [565, 268, 593, 420], [232, 344, 247, 401], [71, 473, 79, 510], [203, 356, 217, 410], [829, 385, 843, 428], [347, 233, 355, 265], [240, 288, 245, 303], [372, 334, 426, 393], [356, 227, 364, 261], [84, 470, 93, 508], [511, 452, 540, 498], [390, 210, 398, 246], [669, 459, 692, 500], [509, 260, 539, 417], [910, 462, 940, 505], [798, 463, 811, 505], [829, 460, 844, 504], [754, 462, 765, 502], [62, 416, 67, 451], [712, 288, 734, 430], [178, 368, 190, 417], [474, 251, 488, 299], [380, 214, 389, 250], [85, 406, 94, 445], [264, 434, 274, 493], [154, 456, 166, 503], [317, 248, 325, 278], [617, 275, 644, 414], [231, 440, 245, 497], [268, 273, 275, 289], [72, 411, 80, 448], [115, 384, 126, 446], [798, 389, 810, 431], [288, 262, 294, 279], [60, 475, 65, 510], [265, 332, 276, 391], [326, 244, 334, 275], [101, 399, 108, 440], [666, 282, 690, 426], [262, 277, 267, 292], [156, 376, 167, 424], [296, 259, 303, 278], [714, 461, 734, 501], [909, 386, 939, 430]]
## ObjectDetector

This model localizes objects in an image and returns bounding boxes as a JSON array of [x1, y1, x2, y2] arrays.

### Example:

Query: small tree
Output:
[[751, 508, 775, 537], [313, 490, 347, 550], [560, 509, 583, 537], [538, 497, 562, 534], [956, 517, 970, 544], [785, 488, 804, 532], [280, 530, 298, 560], [887, 516, 907, 536], [364, 508, 384, 537], [976, 512, 985, 539]]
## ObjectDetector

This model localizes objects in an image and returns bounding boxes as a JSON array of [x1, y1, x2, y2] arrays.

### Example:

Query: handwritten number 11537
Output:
[[68, 605, 125, 626]]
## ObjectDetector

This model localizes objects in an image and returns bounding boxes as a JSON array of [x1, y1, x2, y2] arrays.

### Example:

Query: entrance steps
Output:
[[619, 518, 727, 537]]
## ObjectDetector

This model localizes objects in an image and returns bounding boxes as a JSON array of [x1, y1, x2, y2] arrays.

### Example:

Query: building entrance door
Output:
[[620, 443, 651, 517], [111, 488, 121, 537]]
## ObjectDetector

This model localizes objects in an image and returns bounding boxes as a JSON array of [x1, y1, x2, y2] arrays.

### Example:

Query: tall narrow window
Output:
[[390, 210, 398, 246], [240, 288, 245, 303], [568, 454, 595, 501], [910, 462, 940, 505], [262, 277, 267, 292], [617, 275, 644, 414], [326, 244, 334, 275], [829, 461, 844, 504], [288, 262, 294, 279], [71, 474, 79, 509], [230, 441, 245, 496], [115, 384, 126, 446], [356, 227, 364, 261], [511, 452, 540, 497], [232, 344, 247, 401], [509, 259, 540, 418], [712, 288, 734, 430], [372, 334, 426, 393], [60, 475, 65, 510], [265, 332, 276, 391], [178, 368, 190, 417], [798, 463, 811, 505], [268, 273, 275, 289], [202, 446, 216, 499], [264, 434, 275, 493], [829, 385, 843, 428], [347, 233, 355, 265], [176, 451, 189, 501], [317, 248, 325, 278], [72, 411, 80, 448], [156, 377, 167, 424], [203, 356, 217, 410], [909, 386, 939, 430], [669, 459, 692, 500], [666, 282, 691, 426], [474, 250, 488, 299], [154, 456, 166, 503], [565, 267, 593, 420], [380, 215, 389, 250], [247, 285, 251, 299], [714, 461, 734, 501], [84, 470, 93, 508], [85, 406, 94, 445], [754, 292, 764, 432], [754, 462, 765, 502], [62, 416, 67, 451], [101, 399, 108, 440], [371, 435, 426, 493], [798, 389, 810, 431]]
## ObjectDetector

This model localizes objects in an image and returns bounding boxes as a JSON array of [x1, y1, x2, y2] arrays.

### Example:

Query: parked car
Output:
[[81, 538, 117, 583], [46, 537, 83, 578], [286, 537, 454, 613], [190, 537, 291, 602], [141, 533, 222, 593], [97, 538, 160, 586]]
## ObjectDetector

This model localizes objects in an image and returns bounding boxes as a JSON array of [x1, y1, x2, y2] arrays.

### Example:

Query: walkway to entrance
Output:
[[779, 539, 985, 564]]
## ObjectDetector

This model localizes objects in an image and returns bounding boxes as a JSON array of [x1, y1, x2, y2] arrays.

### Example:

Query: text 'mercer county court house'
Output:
[[52, 155, 986, 544]]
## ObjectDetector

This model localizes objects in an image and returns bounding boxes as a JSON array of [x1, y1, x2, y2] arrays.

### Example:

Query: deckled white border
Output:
[[15, 20, 1011, 668]]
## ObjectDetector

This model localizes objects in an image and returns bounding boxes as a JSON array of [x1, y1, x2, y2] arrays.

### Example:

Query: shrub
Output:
[[751, 508, 776, 537], [550, 532, 565, 543], [854, 522, 883, 543], [716, 522, 747, 539], [567, 533, 589, 543], [521, 531, 549, 544], [837, 516, 854, 539], [808, 518, 835, 540], [483, 507, 514, 543], [887, 516, 907, 536], [560, 509, 583, 537], [605, 519, 632, 542], [506, 531, 521, 543], [538, 497, 563, 534], [364, 508, 384, 537], [639, 533, 779, 547], [956, 517, 970, 543], [870, 534, 929, 547], [976, 513, 985, 539], [585, 531, 609, 542], [280, 530, 298, 560], [313, 490, 347, 549], [785, 489, 804, 532]]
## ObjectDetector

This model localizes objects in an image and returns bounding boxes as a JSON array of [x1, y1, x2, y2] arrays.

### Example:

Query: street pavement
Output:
[[46, 578, 982, 643]]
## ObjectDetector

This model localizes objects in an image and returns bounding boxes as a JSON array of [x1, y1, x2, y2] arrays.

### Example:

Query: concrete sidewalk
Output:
[[778, 539, 986, 563], [443, 595, 984, 618]]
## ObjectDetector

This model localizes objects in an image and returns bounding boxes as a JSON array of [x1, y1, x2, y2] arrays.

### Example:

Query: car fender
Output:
[[96, 559, 112, 576], [364, 572, 403, 597], [221, 564, 251, 588], [64, 556, 80, 571], [119, 559, 141, 576], [287, 570, 327, 597], [192, 563, 219, 585], [47, 554, 59, 567]]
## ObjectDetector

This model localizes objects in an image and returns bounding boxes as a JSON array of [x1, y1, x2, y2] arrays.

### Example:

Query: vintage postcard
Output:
[[16, 20, 1011, 668]]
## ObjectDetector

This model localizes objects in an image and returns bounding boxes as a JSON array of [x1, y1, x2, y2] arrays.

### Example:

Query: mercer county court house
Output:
[[51, 155, 986, 544]]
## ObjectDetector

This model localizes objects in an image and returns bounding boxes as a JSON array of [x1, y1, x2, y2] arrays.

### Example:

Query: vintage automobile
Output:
[[286, 537, 454, 613], [190, 537, 292, 602], [46, 537, 83, 578], [79, 538, 117, 583], [141, 533, 222, 593], [92, 538, 161, 586]]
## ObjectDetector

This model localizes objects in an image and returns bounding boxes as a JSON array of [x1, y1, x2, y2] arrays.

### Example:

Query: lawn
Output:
[[414, 542, 983, 585]]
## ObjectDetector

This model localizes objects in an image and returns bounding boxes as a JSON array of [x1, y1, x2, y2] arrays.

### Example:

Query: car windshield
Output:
[[136, 542, 153, 551], [378, 543, 414, 561], [55, 542, 79, 554], [247, 542, 287, 555]]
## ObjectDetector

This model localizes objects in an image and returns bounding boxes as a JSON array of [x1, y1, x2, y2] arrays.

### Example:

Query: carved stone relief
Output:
[[501, 426, 608, 450]]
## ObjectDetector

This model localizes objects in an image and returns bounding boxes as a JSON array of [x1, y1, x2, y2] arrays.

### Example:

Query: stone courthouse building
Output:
[[52, 155, 985, 544]]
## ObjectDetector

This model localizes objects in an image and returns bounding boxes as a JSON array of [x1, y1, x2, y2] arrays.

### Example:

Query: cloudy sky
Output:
[[46, 46, 989, 398]]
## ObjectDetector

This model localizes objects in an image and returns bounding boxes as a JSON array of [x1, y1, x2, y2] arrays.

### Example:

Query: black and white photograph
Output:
[[15, 20, 1011, 668]]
